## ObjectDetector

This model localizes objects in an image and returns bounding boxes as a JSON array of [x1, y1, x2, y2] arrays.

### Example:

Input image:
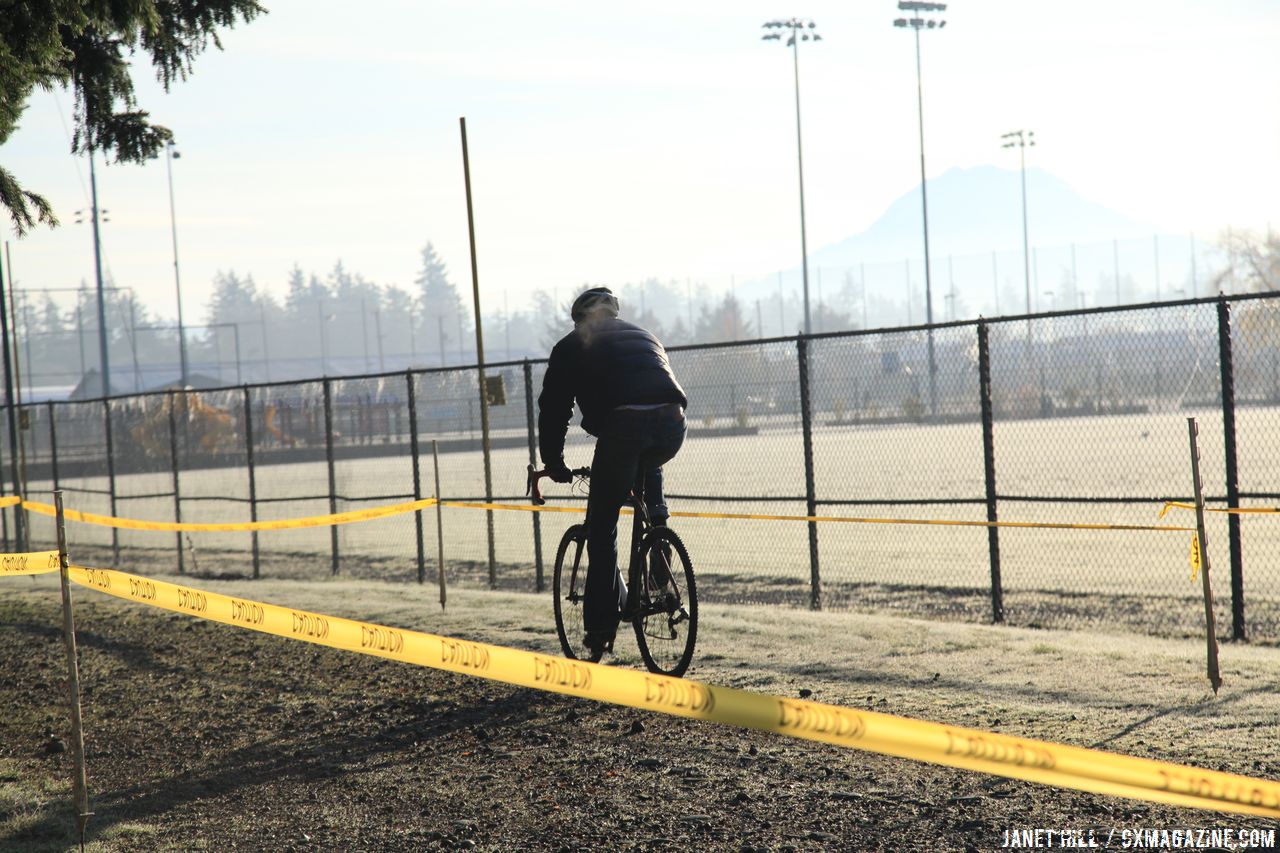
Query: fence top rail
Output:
[[11, 290, 1280, 410]]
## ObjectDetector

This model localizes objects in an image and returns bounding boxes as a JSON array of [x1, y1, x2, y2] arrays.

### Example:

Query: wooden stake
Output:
[[1187, 417, 1223, 694], [55, 490, 93, 845], [433, 439, 446, 610]]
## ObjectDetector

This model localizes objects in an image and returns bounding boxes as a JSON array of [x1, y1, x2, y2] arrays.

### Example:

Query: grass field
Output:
[[12, 406, 1280, 640]]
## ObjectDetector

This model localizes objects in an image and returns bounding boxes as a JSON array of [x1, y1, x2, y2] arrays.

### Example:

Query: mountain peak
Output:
[[813, 165, 1156, 267]]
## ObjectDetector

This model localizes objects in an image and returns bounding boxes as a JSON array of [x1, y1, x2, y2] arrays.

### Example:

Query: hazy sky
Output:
[[3, 0, 1277, 325]]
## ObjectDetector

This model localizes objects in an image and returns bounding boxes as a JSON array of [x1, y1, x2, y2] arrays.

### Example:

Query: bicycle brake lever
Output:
[[526, 464, 546, 505]]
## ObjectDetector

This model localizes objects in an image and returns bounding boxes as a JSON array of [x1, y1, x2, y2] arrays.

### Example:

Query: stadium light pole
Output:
[[165, 141, 190, 387], [762, 18, 821, 336], [1001, 129, 1035, 325], [88, 151, 111, 396], [893, 1, 945, 416]]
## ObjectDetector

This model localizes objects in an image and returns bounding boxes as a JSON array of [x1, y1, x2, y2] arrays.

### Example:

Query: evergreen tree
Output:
[[693, 293, 750, 343], [1, 0, 265, 234], [415, 243, 468, 365]]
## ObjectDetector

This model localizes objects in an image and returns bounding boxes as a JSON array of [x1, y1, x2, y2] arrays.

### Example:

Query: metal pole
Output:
[[459, 116, 497, 587], [913, 25, 938, 416], [407, 371, 426, 584], [523, 360, 545, 592], [103, 398, 118, 563], [790, 32, 812, 337], [1186, 418, 1223, 693], [433, 438, 446, 609], [0, 246, 24, 548], [167, 390, 184, 574], [232, 324, 241, 385], [47, 401, 59, 491], [360, 296, 370, 372], [55, 491, 93, 845], [1017, 142, 1033, 355], [374, 308, 385, 372], [318, 301, 328, 374], [166, 142, 189, 387], [126, 293, 140, 391], [89, 152, 110, 398], [977, 323, 1004, 622], [260, 301, 271, 382], [1216, 299, 1245, 640], [1019, 141, 1031, 321], [243, 386, 260, 579], [796, 337, 821, 610], [323, 378, 339, 575]]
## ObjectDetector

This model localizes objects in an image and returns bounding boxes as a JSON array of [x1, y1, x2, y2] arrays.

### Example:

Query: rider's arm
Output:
[[537, 339, 575, 472]]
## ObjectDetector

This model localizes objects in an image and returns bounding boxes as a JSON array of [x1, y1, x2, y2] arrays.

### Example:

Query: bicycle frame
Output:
[[528, 464, 656, 614]]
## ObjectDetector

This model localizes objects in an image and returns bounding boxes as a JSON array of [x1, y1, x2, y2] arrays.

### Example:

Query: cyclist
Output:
[[538, 286, 687, 659]]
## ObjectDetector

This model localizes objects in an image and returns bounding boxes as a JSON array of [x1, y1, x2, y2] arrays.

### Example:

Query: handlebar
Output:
[[526, 464, 591, 505]]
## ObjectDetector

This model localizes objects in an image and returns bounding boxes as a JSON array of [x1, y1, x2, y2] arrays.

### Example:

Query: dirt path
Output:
[[2, 576, 1277, 852]]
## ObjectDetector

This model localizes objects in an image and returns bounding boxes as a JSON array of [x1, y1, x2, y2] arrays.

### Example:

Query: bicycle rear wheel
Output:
[[552, 524, 597, 662], [631, 526, 697, 677]]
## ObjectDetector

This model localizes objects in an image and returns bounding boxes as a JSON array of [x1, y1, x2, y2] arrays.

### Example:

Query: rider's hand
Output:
[[547, 464, 573, 484]]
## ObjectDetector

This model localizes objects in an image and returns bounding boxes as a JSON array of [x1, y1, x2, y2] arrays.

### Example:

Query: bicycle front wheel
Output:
[[552, 524, 597, 662], [632, 526, 697, 677]]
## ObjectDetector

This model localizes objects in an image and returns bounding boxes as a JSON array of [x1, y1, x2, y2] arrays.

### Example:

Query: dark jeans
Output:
[[584, 404, 686, 638]]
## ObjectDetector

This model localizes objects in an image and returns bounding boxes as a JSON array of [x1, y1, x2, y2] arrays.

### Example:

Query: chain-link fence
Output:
[[5, 294, 1278, 641]]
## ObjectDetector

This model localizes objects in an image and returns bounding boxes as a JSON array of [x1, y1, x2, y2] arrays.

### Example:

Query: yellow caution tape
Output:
[[0, 550, 61, 576], [21, 498, 437, 533], [0, 496, 22, 509], [1161, 501, 1280, 517], [1189, 534, 1202, 582], [68, 565, 1280, 818], [2, 493, 1194, 535], [443, 500, 588, 515], [444, 501, 1194, 533]]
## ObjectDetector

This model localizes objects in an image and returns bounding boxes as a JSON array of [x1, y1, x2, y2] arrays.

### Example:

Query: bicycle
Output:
[[526, 464, 698, 677]]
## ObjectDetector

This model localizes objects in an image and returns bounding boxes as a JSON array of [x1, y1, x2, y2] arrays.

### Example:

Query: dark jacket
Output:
[[538, 318, 687, 468]]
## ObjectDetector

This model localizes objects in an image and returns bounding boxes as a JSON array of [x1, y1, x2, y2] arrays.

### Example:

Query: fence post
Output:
[[103, 398, 118, 563], [323, 378, 339, 576], [1, 431, 6, 549], [523, 360, 545, 592], [0, 253, 24, 551], [796, 337, 821, 610], [977, 322, 1005, 623], [433, 438, 447, 610], [47, 401, 59, 492], [242, 386, 260, 579], [1215, 298, 1245, 640], [54, 490, 93, 845], [167, 391, 184, 575], [406, 371, 426, 584]]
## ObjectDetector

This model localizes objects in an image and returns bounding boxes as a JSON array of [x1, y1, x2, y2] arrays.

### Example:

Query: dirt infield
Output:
[[2, 574, 1278, 852]]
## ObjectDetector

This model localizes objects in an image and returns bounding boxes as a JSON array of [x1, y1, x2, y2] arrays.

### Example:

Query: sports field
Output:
[[15, 406, 1280, 640]]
